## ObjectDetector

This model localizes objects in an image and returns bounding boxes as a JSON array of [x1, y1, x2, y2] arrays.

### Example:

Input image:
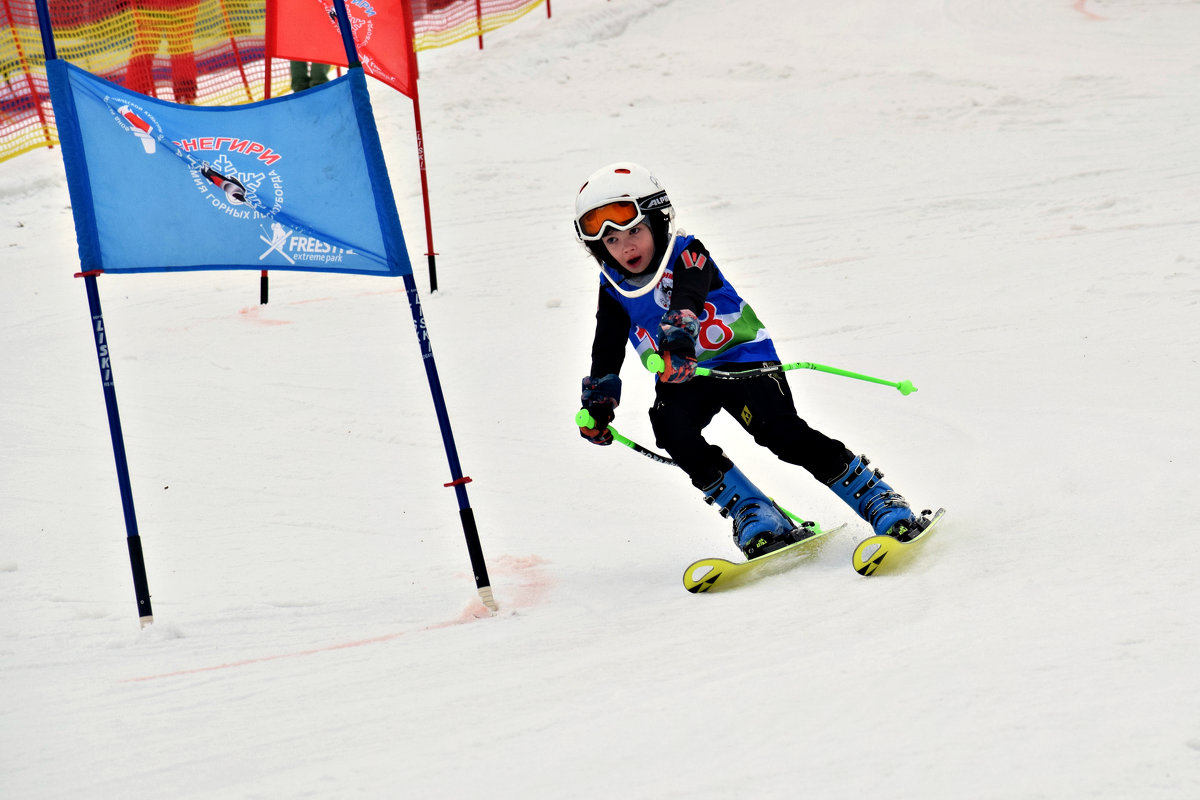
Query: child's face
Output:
[[602, 223, 655, 274]]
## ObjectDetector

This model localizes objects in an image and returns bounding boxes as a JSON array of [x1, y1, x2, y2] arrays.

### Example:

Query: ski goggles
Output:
[[575, 200, 643, 241]]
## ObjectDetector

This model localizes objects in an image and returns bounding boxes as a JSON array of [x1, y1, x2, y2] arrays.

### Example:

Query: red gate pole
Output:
[[412, 87, 438, 292], [402, 3, 439, 291]]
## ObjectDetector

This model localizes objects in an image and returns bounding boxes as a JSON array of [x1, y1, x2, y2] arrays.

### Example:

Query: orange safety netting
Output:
[[411, 0, 545, 50], [1, 0, 292, 162], [1, 0, 546, 163]]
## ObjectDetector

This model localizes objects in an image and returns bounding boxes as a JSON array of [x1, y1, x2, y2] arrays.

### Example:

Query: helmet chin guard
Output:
[[575, 162, 677, 298], [598, 226, 678, 299]]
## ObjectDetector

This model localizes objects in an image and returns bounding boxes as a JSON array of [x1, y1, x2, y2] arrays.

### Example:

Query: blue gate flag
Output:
[[47, 60, 412, 277]]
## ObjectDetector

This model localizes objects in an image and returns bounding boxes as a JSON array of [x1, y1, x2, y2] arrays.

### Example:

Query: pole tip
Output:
[[478, 586, 499, 612], [897, 380, 917, 396]]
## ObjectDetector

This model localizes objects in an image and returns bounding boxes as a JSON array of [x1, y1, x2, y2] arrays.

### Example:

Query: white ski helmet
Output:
[[574, 162, 674, 242], [574, 162, 677, 298]]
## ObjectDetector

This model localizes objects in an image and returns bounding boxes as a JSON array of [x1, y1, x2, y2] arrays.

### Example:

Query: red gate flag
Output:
[[266, 0, 417, 98]]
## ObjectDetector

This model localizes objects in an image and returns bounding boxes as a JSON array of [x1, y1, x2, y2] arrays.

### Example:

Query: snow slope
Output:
[[3, 0, 1199, 797]]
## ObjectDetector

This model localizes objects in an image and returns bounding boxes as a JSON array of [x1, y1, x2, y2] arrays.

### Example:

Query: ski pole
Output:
[[575, 409, 677, 465], [644, 353, 917, 395], [574, 409, 816, 528]]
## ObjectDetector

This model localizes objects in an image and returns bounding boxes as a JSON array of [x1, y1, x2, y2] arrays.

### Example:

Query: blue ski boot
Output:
[[827, 454, 920, 540], [701, 463, 800, 559]]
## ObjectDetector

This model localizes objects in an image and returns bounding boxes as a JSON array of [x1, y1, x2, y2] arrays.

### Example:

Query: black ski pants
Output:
[[648, 363, 852, 491]]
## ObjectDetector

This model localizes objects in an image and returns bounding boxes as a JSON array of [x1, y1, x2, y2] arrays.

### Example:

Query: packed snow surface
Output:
[[3, 1, 1198, 797]]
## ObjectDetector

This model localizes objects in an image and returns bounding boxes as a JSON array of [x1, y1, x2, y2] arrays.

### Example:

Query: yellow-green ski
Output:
[[851, 508, 947, 576], [683, 524, 847, 593]]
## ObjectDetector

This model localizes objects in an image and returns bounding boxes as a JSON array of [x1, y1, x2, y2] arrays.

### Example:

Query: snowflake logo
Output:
[[207, 154, 265, 208]]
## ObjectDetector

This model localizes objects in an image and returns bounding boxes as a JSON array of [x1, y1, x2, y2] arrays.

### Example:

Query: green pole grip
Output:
[[575, 408, 595, 428], [643, 353, 711, 377]]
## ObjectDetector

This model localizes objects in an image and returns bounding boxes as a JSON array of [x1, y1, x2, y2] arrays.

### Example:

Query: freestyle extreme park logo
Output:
[[108, 100, 356, 267]]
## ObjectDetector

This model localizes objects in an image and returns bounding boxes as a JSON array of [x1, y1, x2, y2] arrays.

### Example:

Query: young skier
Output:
[[574, 162, 932, 558]]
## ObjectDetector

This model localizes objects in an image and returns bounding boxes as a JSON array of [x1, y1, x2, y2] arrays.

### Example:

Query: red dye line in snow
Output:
[[1073, 1, 1105, 21], [124, 557, 553, 683], [122, 600, 500, 683], [122, 630, 411, 682]]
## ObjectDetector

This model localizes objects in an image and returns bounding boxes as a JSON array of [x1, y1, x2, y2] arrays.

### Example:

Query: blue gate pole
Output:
[[402, 274, 496, 611], [81, 272, 154, 627], [36, 0, 151, 626]]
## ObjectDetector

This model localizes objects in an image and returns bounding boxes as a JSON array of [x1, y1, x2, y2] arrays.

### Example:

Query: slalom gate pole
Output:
[[329, 0, 488, 606], [397, 2, 439, 292], [36, 0, 153, 627], [404, 274, 496, 611], [574, 410, 814, 527], [80, 272, 155, 627], [644, 354, 917, 395], [411, 94, 439, 293]]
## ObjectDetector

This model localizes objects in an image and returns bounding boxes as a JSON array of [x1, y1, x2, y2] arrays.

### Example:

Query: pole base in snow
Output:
[[478, 586, 498, 612], [126, 534, 153, 622]]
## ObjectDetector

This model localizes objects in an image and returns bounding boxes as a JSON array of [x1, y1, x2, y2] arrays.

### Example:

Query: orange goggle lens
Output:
[[577, 201, 642, 240]]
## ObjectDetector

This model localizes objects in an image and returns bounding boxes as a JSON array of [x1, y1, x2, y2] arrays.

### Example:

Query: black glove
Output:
[[580, 373, 621, 445]]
